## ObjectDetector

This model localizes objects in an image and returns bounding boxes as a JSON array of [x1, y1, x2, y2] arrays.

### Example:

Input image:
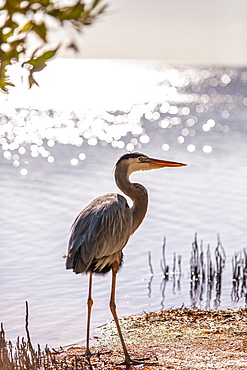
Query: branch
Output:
[[0, 0, 108, 92]]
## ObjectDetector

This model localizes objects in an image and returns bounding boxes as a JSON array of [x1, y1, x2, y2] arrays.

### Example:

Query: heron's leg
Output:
[[109, 262, 131, 364], [110, 263, 154, 367], [85, 271, 93, 356]]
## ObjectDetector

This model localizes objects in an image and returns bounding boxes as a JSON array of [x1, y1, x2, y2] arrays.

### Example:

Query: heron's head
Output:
[[116, 152, 187, 177]]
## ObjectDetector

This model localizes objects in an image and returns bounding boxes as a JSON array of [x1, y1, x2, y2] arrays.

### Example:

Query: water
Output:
[[0, 59, 247, 347]]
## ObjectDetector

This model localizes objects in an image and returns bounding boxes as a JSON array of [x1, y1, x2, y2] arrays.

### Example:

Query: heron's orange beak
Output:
[[148, 158, 187, 168]]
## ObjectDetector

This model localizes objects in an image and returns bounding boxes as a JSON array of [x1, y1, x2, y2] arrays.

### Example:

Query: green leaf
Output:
[[32, 61, 47, 72], [33, 22, 47, 41], [18, 21, 34, 34], [28, 73, 39, 88], [0, 61, 15, 93], [22, 46, 59, 78], [36, 47, 59, 63], [53, 3, 84, 21], [2, 29, 14, 41], [0, 0, 108, 91], [66, 2, 84, 19], [7, 39, 26, 60], [91, 0, 102, 9], [4, 19, 19, 31]]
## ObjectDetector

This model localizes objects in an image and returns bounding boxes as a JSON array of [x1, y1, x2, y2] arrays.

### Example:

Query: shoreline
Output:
[[1, 308, 247, 369], [61, 308, 247, 369]]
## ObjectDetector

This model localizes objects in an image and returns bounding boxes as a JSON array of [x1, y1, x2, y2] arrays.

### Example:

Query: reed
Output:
[[190, 233, 205, 307], [0, 302, 75, 370], [160, 237, 169, 280], [231, 248, 247, 304], [148, 234, 227, 308], [190, 234, 226, 309]]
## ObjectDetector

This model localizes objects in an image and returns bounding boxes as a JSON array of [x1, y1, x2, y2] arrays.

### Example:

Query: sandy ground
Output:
[[59, 308, 247, 369]]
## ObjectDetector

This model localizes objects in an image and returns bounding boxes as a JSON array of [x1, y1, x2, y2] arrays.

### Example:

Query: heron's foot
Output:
[[117, 356, 158, 367], [84, 349, 111, 358]]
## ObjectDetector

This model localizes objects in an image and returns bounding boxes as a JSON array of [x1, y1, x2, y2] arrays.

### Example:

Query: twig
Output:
[[148, 251, 154, 276], [25, 301, 35, 359]]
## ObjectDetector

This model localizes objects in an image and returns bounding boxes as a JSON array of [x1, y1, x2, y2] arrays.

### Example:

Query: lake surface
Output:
[[0, 59, 247, 347]]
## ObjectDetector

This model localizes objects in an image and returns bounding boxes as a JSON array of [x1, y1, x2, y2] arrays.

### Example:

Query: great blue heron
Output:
[[66, 152, 186, 366]]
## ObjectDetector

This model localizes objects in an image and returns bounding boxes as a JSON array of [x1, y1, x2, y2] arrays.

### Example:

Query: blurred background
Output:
[[0, 0, 247, 348], [74, 0, 247, 64]]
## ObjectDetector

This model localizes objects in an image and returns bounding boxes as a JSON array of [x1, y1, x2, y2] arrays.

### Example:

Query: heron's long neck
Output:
[[115, 166, 148, 233]]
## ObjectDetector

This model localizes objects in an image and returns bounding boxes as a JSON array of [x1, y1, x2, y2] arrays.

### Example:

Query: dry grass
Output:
[[3, 308, 246, 369], [92, 308, 247, 369]]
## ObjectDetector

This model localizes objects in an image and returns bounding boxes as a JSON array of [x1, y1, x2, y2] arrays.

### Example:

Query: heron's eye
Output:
[[138, 156, 147, 163]]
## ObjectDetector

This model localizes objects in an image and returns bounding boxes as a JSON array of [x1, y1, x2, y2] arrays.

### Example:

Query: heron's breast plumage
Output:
[[66, 193, 133, 274]]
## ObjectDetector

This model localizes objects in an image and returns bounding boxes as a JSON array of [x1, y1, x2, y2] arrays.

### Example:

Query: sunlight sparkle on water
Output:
[[177, 136, 185, 144], [0, 60, 242, 170], [140, 134, 150, 144], [162, 144, 170, 151], [203, 145, 213, 153], [187, 144, 196, 153], [181, 128, 190, 136], [47, 156, 54, 163], [13, 160, 20, 167], [70, 158, 78, 166], [79, 153, 86, 161], [221, 110, 230, 119], [20, 168, 28, 175]]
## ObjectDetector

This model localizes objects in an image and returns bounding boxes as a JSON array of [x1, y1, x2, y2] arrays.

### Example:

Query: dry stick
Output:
[[190, 234, 200, 307], [177, 255, 182, 291], [190, 234, 206, 307], [147, 251, 154, 298], [206, 245, 214, 309], [0, 323, 11, 370], [231, 252, 241, 302], [160, 237, 169, 279], [214, 237, 226, 308], [25, 301, 36, 363], [160, 238, 169, 309], [172, 253, 176, 293], [148, 251, 154, 276], [231, 248, 247, 304], [241, 249, 247, 303]]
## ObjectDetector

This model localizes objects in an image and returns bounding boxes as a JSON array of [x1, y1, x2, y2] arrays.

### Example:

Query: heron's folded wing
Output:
[[66, 193, 132, 273]]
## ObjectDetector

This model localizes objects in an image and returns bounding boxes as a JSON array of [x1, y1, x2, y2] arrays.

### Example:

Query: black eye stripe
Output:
[[116, 152, 146, 166]]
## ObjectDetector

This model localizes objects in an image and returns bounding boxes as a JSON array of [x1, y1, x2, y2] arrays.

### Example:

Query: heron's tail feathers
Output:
[[66, 236, 93, 274]]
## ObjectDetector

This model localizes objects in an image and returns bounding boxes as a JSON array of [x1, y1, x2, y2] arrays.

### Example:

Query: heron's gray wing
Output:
[[66, 193, 132, 273]]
